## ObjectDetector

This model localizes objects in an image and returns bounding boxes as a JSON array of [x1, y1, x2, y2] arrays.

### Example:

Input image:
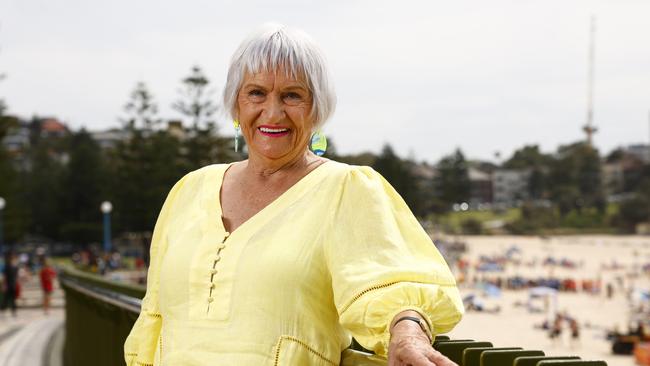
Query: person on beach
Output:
[[124, 24, 464, 366], [569, 319, 580, 349], [39, 258, 57, 315], [549, 315, 563, 346], [1, 252, 19, 317]]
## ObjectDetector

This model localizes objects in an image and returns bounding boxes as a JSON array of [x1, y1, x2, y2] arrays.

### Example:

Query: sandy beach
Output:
[[444, 235, 650, 366]]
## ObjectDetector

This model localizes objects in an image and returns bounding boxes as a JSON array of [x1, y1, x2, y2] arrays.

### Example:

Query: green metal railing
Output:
[[59, 267, 608, 366], [59, 267, 144, 366]]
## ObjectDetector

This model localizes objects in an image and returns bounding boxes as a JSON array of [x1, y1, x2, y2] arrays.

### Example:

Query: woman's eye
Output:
[[248, 89, 265, 98], [283, 92, 303, 103]]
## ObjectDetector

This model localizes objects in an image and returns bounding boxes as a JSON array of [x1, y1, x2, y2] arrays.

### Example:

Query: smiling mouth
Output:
[[258, 126, 290, 137]]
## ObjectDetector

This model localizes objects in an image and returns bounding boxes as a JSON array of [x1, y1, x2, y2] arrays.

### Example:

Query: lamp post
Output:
[[0, 197, 5, 254], [100, 201, 113, 254]]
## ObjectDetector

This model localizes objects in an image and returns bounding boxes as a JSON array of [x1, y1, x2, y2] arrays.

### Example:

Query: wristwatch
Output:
[[391, 316, 433, 343]]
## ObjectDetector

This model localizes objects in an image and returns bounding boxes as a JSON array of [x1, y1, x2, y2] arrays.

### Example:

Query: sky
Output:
[[0, 0, 649, 163]]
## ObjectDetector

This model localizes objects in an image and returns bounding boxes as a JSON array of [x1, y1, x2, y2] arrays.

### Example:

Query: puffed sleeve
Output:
[[324, 166, 464, 356], [124, 175, 188, 366]]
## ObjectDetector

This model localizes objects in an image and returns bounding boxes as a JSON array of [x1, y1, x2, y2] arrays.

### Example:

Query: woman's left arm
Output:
[[325, 166, 464, 360]]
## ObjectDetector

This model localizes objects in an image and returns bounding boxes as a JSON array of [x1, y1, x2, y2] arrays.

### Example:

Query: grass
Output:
[[432, 208, 521, 233], [430, 203, 622, 235]]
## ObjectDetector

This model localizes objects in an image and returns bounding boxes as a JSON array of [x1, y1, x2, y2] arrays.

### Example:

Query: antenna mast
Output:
[[583, 16, 598, 146]]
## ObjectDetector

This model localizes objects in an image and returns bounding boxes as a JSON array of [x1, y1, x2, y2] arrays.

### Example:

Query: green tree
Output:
[[434, 148, 470, 210], [372, 144, 422, 215], [548, 142, 605, 215], [617, 178, 650, 232], [24, 135, 66, 240], [0, 107, 27, 242], [59, 130, 106, 244], [528, 168, 545, 200], [0, 38, 6, 117], [605, 148, 625, 163], [108, 131, 183, 234], [503, 145, 551, 199], [110, 86, 185, 235], [503, 145, 551, 169]]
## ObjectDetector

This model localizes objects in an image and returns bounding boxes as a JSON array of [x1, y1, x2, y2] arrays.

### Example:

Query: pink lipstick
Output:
[[257, 125, 290, 137]]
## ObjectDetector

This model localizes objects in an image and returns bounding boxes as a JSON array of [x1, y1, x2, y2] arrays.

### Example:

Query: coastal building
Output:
[[625, 144, 650, 163], [468, 167, 492, 207], [1, 116, 70, 170], [90, 129, 131, 150], [492, 169, 530, 207]]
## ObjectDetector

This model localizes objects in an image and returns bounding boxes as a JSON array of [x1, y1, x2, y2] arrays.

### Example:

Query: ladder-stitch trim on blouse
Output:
[[127, 354, 154, 366], [339, 282, 401, 315], [273, 335, 337, 366], [125, 352, 137, 366], [339, 280, 457, 315], [127, 313, 161, 366], [126, 354, 153, 366]]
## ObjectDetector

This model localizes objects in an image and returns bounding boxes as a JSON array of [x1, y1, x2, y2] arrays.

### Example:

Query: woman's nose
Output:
[[260, 96, 285, 123]]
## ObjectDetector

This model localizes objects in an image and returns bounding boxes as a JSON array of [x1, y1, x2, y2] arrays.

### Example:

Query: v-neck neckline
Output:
[[213, 160, 332, 237]]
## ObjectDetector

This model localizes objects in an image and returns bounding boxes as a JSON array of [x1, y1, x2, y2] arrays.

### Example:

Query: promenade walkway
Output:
[[0, 274, 64, 366]]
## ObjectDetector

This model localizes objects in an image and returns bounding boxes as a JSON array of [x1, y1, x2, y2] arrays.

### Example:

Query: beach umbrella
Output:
[[483, 283, 502, 298], [505, 245, 521, 259], [477, 262, 503, 272], [529, 286, 558, 297], [528, 286, 558, 322]]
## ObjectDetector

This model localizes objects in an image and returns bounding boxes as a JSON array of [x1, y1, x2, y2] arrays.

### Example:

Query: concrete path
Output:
[[0, 274, 64, 366], [0, 316, 63, 366]]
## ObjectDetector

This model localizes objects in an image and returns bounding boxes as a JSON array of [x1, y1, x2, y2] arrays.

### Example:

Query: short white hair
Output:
[[223, 23, 336, 129]]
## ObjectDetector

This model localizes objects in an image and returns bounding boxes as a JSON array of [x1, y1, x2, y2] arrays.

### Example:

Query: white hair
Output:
[[223, 23, 336, 129]]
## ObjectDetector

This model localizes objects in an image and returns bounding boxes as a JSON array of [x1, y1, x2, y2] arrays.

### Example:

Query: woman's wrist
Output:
[[389, 310, 433, 343]]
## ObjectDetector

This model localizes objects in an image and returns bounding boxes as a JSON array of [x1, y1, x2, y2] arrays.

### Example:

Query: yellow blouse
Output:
[[124, 161, 463, 366]]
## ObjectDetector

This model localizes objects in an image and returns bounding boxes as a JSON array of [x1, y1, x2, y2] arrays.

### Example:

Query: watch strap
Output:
[[391, 316, 433, 343]]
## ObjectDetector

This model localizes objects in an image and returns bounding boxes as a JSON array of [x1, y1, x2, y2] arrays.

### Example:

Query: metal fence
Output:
[[59, 267, 608, 366], [59, 267, 144, 366]]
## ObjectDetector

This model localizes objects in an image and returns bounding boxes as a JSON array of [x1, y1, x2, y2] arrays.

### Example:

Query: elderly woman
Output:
[[124, 24, 463, 366]]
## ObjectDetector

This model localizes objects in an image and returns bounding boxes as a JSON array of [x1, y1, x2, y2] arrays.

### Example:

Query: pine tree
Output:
[[121, 82, 161, 131], [173, 65, 233, 168], [172, 65, 218, 131], [110, 84, 185, 236]]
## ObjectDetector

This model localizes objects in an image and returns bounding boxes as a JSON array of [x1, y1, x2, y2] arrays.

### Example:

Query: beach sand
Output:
[[444, 235, 650, 366]]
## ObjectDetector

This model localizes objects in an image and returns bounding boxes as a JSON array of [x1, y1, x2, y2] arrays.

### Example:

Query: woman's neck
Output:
[[244, 150, 317, 178]]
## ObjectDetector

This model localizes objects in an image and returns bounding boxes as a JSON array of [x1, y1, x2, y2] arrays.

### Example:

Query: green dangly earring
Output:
[[233, 120, 241, 152], [309, 131, 327, 156]]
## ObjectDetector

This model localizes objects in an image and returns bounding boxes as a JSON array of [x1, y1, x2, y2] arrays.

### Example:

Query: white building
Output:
[[492, 169, 530, 207], [90, 129, 131, 150], [626, 144, 650, 163]]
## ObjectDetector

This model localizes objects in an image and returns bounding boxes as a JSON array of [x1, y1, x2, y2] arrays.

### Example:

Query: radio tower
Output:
[[583, 16, 598, 146]]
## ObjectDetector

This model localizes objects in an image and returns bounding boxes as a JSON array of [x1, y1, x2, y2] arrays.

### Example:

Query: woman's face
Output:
[[236, 70, 314, 162]]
